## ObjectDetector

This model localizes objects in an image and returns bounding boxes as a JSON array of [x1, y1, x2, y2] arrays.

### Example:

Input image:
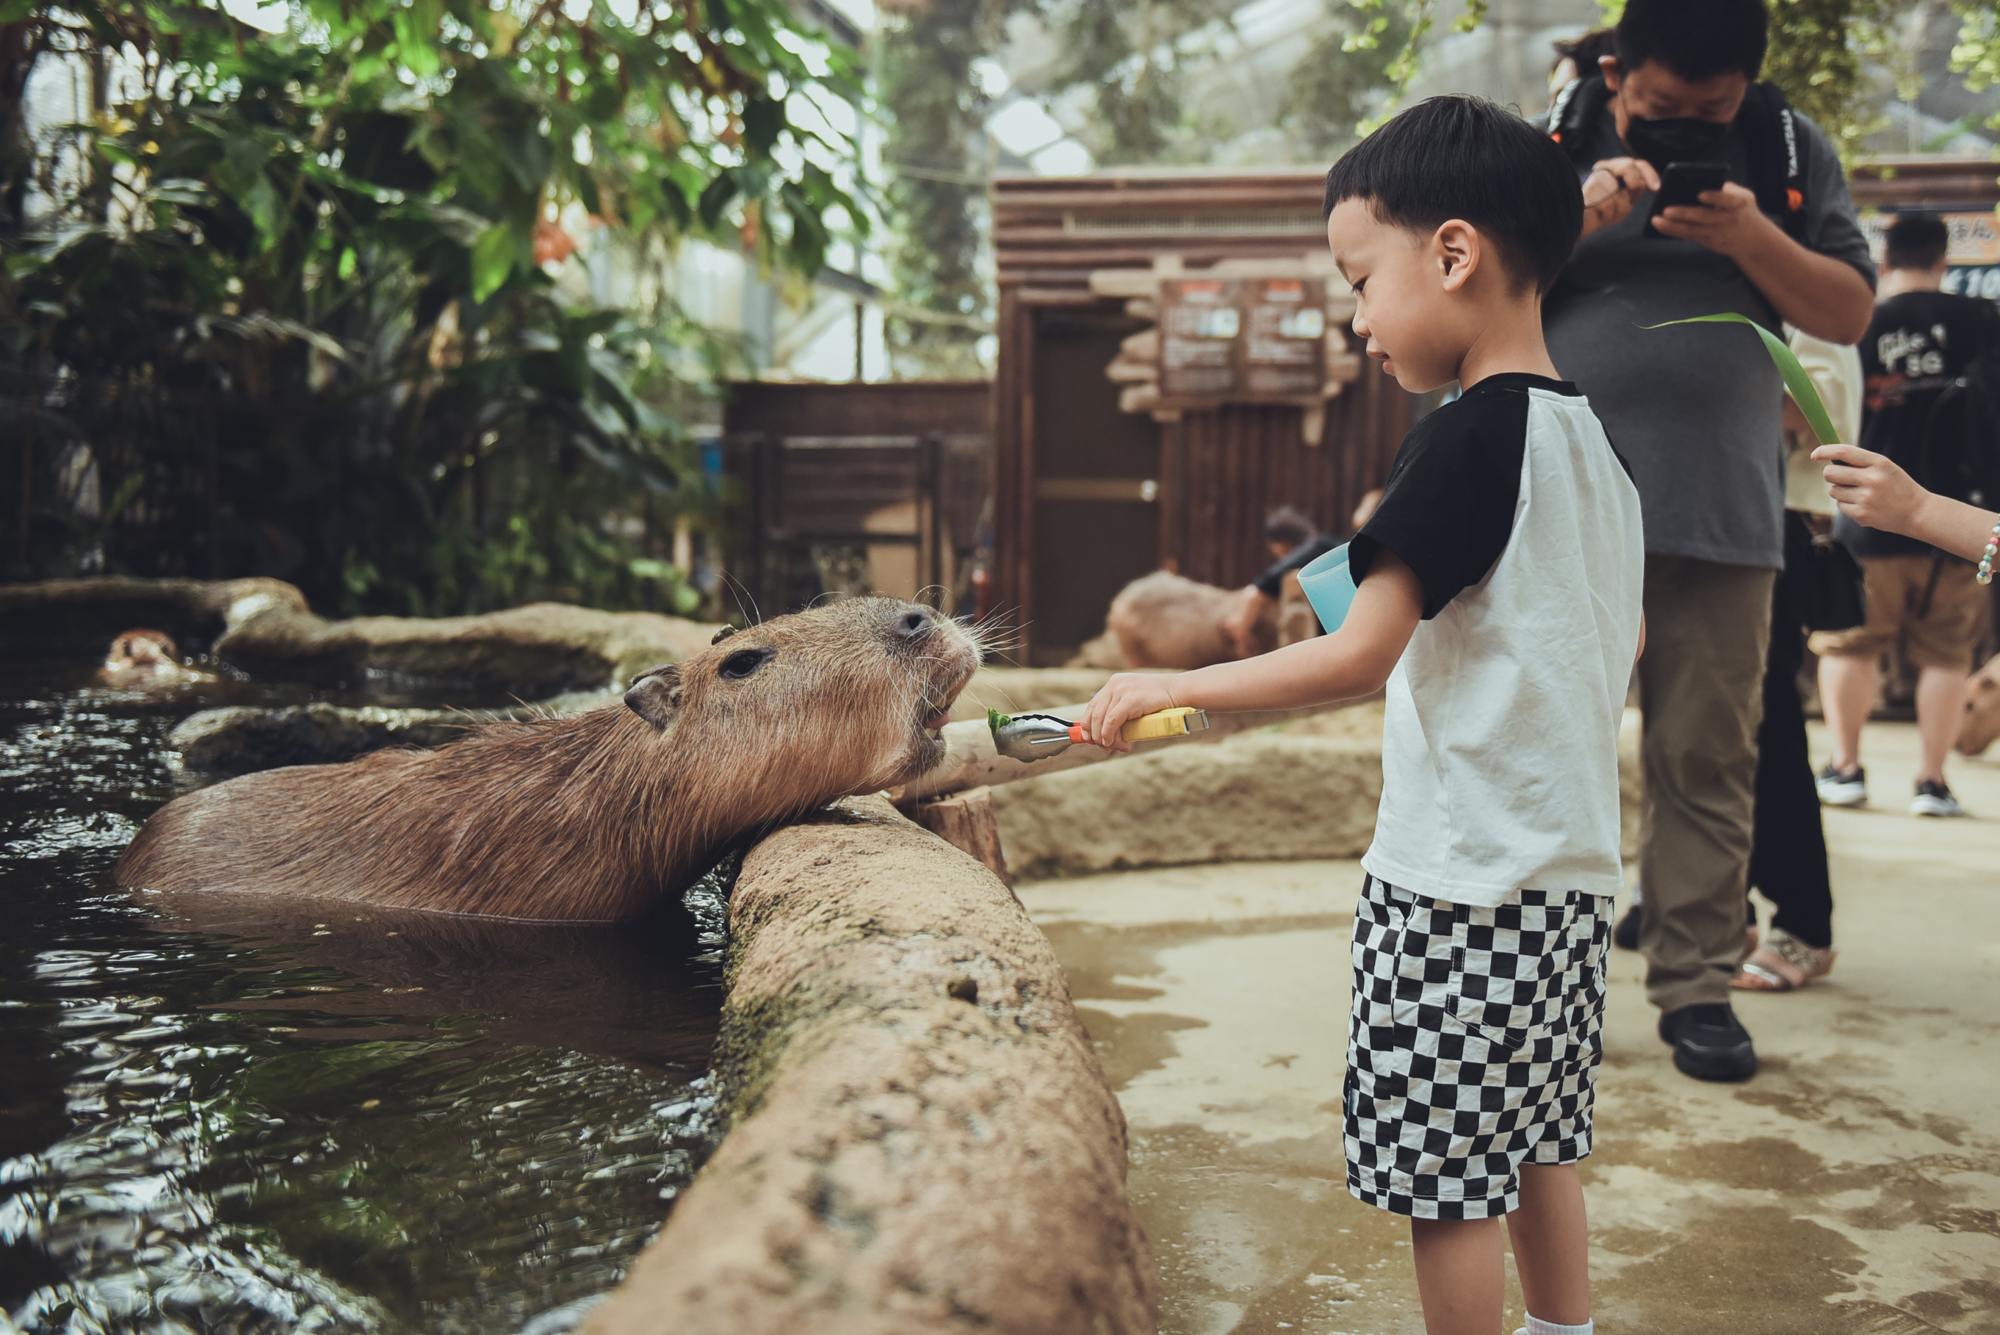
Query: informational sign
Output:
[[1858, 208, 2000, 303], [1159, 278, 1242, 399], [1157, 275, 1327, 403]]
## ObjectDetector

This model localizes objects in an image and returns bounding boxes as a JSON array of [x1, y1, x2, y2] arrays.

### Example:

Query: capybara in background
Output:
[[98, 629, 210, 689], [1958, 657, 2000, 757], [1104, 571, 1274, 670], [117, 599, 981, 921]]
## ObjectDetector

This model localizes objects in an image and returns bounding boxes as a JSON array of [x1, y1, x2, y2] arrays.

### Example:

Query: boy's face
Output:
[[1326, 199, 1471, 394]]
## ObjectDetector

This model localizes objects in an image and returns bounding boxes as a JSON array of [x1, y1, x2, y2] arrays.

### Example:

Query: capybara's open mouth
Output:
[[916, 625, 981, 735]]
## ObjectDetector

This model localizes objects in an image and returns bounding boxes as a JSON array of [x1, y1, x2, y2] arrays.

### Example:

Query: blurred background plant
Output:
[[0, 0, 863, 615]]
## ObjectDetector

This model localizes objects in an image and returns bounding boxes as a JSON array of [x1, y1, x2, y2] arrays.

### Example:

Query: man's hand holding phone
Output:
[[1579, 156, 1660, 239], [1652, 179, 1774, 259]]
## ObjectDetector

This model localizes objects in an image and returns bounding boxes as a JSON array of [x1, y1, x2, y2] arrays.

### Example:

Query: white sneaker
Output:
[[1816, 764, 1867, 807], [1911, 780, 1968, 817]]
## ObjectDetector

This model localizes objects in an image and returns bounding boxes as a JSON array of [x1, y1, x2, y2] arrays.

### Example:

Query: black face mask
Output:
[[1621, 113, 1730, 168]]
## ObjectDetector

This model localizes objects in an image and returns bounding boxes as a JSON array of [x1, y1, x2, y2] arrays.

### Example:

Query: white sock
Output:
[[1525, 1317, 1592, 1335]]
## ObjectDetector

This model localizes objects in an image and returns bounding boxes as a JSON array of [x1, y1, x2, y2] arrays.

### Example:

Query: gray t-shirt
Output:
[[1543, 106, 1876, 569]]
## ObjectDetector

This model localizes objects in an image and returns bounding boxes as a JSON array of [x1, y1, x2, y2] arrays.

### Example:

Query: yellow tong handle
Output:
[[1119, 706, 1208, 742]]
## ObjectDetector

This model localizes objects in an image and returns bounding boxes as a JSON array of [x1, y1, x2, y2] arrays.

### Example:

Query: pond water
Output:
[[0, 662, 728, 1335]]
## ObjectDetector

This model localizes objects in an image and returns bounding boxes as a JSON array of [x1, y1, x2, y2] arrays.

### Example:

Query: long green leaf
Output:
[[469, 223, 514, 302], [1642, 313, 1842, 446]]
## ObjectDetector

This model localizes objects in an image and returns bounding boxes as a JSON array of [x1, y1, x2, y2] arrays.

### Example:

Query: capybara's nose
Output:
[[896, 608, 932, 640]]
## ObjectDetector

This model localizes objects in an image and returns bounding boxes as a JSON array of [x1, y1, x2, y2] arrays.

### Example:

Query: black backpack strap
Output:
[[1548, 73, 1614, 168], [1736, 82, 1811, 242]]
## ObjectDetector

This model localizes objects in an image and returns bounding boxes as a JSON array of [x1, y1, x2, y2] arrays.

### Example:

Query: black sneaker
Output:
[[1658, 1003, 1757, 1082], [1613, 902, 1641, 951], [1815, 763, 1867, 808], [1911, 779, 1969, 818]]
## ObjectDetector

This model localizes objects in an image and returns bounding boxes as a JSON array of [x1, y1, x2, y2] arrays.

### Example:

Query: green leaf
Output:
[[470, 223, 514, 301], [1642, 313, 1841, 446], [987, 707, 1012, 737]]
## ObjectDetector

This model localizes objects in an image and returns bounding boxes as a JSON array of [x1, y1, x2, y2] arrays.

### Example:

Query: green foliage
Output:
[[1043, 0, 1239, 165], [875, 0, 1004, 379], [1283, 0, 1411, 159], [1765, 0, 1896, 165], [1343, 0, 1486, 128], [1, 0, 862, 615]]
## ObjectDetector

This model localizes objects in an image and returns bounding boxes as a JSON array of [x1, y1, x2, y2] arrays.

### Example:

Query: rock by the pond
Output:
[[168, 692, 618, 773], [1, 576, 724, 696], [585, 795, 1157, 1335], [0, 576, 308, 660], [213, 600, 721, 696]]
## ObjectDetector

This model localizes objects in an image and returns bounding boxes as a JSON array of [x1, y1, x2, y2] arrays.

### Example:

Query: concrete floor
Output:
[[1015, 721, 2000, 1334]]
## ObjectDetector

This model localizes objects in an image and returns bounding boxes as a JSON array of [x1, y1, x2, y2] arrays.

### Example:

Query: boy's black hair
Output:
[[1551, 27, 1617, 79], [1262, 505, 1317, 548], [1884, 216, 1949, 272], [1614, 0, 1767, 84], [1321, 95, 1583, 296]]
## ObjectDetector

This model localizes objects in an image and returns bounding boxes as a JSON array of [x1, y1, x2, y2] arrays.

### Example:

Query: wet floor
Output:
[[0, 663, 726, 1335], [1018, 721, 2000, 1334]]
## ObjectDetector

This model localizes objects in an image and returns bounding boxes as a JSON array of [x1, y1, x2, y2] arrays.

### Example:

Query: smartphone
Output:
[[1644, 161, 1730, 237]]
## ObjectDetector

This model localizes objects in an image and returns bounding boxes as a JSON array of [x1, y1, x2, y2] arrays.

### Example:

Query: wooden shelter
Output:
[[992, 169, 1412, 665]]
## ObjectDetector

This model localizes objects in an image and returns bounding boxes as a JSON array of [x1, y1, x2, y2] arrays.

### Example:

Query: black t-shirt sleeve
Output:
[[1252, 534, 1339, 599], [1347, 387, 1527, 619]]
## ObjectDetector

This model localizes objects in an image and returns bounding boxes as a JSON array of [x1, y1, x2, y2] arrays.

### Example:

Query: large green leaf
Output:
[[1642, 313, 1842, 445], [470, 223, 514, 302]]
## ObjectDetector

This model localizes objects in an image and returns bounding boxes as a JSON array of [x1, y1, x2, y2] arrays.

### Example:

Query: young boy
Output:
[[1080, 96, 1644, 1335]]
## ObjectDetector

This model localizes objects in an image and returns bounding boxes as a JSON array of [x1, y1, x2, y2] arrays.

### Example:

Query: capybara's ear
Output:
[[624, 664, 682, 730], [711, 625, 738, 646]]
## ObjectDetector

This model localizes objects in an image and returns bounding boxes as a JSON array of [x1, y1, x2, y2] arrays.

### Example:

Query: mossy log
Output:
[[583, 795, 1158, 1335]]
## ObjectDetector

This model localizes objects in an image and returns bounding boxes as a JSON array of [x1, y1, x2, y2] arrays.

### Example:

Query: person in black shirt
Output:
[[1221, 493, 1383, 657], [1811, 216, 1998, 818]]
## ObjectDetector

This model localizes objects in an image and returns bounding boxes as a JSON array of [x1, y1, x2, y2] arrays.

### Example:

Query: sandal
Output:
[[1730, 926, 1835, 992]]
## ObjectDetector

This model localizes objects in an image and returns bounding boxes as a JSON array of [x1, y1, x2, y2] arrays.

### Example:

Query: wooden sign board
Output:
[[1157, 276, 1326, 405]]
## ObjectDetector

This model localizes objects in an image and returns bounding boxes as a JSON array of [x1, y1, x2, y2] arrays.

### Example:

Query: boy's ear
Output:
[[1599, 55, 1621, 90], [1435, 219, 1480, 292], [624, 664, 682, 730]]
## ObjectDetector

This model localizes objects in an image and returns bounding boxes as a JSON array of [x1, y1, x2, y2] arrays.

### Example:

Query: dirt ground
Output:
[[1014, 720, 2000, 1334]]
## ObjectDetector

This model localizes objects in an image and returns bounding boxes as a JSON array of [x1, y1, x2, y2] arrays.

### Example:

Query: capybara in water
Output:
[[1104, 571, 1274, 669], [116, 598, 981, 921], [98, 629, 210, 689]]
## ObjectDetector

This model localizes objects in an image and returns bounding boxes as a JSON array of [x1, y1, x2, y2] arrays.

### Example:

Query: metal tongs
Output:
[[989, 706, 1210, 762]]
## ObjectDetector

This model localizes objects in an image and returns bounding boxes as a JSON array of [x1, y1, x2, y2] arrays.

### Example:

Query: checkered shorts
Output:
[[1344, 875, 1611, 1219]]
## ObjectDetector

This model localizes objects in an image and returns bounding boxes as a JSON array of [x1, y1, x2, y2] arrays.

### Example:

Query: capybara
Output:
[[116, 598, 981, 921], [98, 629, 209, 689], [1104, 571, 1274, 669], [1958, 656, 2000, 757]]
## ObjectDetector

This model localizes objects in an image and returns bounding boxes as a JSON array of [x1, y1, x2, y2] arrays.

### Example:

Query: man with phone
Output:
[[1542, 0, 1875, 1083]]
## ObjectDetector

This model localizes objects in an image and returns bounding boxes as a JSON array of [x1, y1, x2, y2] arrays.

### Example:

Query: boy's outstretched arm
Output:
[[1078, 550, 1425, 752]]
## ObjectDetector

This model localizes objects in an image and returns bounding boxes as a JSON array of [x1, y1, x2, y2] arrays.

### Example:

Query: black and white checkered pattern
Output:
[[1344, 874, 1610, 1219]]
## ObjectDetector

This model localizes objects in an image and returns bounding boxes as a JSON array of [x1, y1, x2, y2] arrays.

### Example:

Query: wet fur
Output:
[[116, 598, 980, 921]]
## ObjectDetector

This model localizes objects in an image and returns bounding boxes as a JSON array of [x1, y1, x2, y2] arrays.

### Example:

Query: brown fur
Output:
[[98, 629, 208, 689], [115, 598, 980, 921], [1958, 656, 2000, 757], [1106, 570, 1274, 669]]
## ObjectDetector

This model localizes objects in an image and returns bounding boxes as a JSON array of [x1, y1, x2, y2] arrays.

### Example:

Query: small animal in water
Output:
[[116, 598, 982, 921], [98, 630, 211, 689]]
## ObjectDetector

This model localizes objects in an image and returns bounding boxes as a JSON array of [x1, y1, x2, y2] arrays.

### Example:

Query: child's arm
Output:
[[1812, 443, 1999, 563], [1078, 550, 1425, 753]]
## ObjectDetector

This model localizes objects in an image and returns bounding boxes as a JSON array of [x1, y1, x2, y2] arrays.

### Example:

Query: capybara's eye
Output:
[[719, 648, 775, 680]]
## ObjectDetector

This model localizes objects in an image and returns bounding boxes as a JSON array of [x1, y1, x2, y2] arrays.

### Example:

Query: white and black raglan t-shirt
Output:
[[1347, 373, 1645, 908]]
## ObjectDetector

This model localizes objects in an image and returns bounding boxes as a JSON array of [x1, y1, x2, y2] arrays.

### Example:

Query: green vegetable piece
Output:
[[1642, 313, 1841, 447], [987, 707, 1013, 737]]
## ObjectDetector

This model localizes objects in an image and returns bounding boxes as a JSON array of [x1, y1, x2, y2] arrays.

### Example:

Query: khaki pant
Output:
[[1808, 554, 1991, 672], [1637, 555, 1776, 1012]]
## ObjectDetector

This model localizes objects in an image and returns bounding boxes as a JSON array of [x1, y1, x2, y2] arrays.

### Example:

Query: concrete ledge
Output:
[[584, 796, 1158, 1335]]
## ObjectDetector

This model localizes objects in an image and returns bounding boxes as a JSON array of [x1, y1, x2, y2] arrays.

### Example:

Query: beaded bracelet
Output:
[[1981, 520, 2000, 586]]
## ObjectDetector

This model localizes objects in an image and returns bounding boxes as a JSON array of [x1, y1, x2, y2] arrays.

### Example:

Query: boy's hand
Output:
[[1813, 442, 1924, 532], [1078, 673, 1182, 755]]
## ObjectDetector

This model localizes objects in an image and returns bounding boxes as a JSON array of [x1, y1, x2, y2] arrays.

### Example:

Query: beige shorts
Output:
[[1809, 554, 1991, 672]]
